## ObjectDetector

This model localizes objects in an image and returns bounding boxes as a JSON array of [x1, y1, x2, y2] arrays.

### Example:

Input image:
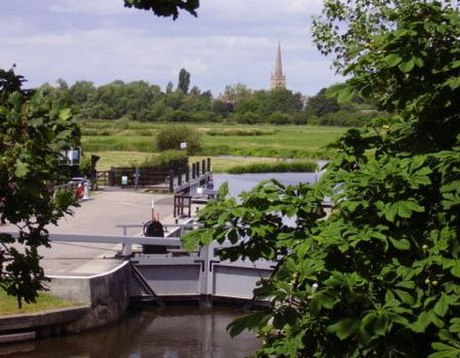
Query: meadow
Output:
[[80, 120, 348, 172]]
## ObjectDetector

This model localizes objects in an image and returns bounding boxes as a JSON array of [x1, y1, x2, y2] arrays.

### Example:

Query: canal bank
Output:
[[0, 261, 131, 344]]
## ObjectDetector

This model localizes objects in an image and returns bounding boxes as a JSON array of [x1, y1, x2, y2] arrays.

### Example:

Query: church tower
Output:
[[271, 42, 286, 89]]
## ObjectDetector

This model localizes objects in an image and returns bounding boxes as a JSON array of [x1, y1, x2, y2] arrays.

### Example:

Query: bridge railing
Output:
[[3, 226, 274, 302], [115, 222, 202, 255]]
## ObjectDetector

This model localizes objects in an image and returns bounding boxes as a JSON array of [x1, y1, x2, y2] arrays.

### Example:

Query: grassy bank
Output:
[[227, 161, 317, 174], [80, 121, 347, 172], [0, 291, 74, 315]]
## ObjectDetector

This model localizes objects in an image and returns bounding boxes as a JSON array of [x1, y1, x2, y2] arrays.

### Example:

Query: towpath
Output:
[[3, 188, 182, 277]]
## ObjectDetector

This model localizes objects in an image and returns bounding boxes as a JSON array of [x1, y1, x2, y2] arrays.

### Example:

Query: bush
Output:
[[267, 111, 292, 125], [140, 150, 188, 169], [155, 125, 202, 155]]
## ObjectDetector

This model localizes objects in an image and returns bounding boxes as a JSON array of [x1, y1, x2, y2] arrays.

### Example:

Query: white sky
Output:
[[0, 0, 344, 97]]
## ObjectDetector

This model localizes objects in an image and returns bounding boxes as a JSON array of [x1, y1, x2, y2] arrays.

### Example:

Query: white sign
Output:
[[180, 142, 187, 149], [58, 147, 81, 166]]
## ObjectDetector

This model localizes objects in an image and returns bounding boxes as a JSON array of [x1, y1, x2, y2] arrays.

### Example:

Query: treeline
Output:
[[38, 77, 380, 126]]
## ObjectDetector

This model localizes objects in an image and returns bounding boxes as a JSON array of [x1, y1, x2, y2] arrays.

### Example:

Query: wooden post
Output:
[[178, 169, 182, 186], [169, 170, 174, 193]]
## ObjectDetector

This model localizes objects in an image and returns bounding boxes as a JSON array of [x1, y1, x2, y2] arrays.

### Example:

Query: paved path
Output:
[[49, 188, 175, 235], [2, 188, 185, 277]]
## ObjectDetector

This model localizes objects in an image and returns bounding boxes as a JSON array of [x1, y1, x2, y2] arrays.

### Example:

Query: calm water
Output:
[[3, 305, 261, 358], [213, 172, 318, 197]]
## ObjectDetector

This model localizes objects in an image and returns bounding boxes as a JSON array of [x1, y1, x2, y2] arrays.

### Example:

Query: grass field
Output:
[[80, 121, 348, 171], [0, 291, 74, 315]]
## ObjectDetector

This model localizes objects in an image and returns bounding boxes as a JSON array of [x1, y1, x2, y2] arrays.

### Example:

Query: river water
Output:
[[212, 172, 319, 197], [3, 305, 261, 358], [3, 172, 318, 358]]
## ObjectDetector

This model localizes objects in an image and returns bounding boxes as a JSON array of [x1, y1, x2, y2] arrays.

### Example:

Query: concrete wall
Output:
[[46, 261, 131, 334]]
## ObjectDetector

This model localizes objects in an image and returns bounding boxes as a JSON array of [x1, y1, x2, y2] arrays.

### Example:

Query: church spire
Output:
[[271, 42, 286, 89]]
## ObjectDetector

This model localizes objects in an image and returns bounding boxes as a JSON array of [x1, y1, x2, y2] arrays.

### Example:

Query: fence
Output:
[[106, 158, 212, 192]]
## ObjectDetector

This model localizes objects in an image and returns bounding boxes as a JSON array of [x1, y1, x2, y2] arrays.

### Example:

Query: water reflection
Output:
[[3, 305, 260, 358]]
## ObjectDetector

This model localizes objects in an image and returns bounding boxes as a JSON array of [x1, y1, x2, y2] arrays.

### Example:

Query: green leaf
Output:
[[326, 83, 355, 104], [398, 59, 415, 73], [451, 262, 460, 278], [434, 294, 450, 317], [336, 86, 355, 104], [394, 289, 414, 305], [397, 200, 425, 218], [321, 293, 337, 309], [373, 315, 389, 336], [59, 108, 72, 121], [430, 310, 445, 328], [15, 160, 29, 178], [217, 182, 229, 198], [414, 57, 424, 68], [227, 311, 271, 337], [445, 76, 460, 90], [361, 312, 376, 329], [396, 280, 416, 289], [389, 237, 411, 250], [385, 290, 397, 305], [429, 342, 460, 358], [382, 54, 402, 67], [411, 311, 431, 333], [327, 318, 359, 340]]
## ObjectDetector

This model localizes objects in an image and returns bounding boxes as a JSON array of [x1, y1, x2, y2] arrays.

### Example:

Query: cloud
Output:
[[285, 0, 323, 15], [49, 0, 125, 15], [0, 0, 342, 96]]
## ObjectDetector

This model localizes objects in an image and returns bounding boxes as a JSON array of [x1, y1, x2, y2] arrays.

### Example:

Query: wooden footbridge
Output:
[[98, 158, 213, 195]]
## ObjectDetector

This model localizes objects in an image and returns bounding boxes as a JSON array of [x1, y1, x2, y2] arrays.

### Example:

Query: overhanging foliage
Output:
[[182, 1, 460, 356], [0, 67, 79, 308]]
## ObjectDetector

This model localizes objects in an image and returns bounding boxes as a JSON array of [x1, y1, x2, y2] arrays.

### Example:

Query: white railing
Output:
[[3, 227, 274, 302]]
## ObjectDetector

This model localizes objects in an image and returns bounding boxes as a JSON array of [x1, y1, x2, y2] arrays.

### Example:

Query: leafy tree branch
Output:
[[0, 67, 79, 308], [182, 1, 460, 356]]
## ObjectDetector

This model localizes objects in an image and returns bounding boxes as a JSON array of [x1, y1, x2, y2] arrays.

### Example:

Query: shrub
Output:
[[155, 125, 202, 155], [139, 150, 188, 169]]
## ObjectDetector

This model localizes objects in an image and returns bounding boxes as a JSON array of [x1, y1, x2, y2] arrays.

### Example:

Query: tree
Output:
[[305, 87, 340, 117], [183, 1, 460, 357], [165, 81, 174, 94], [155, 124, 201, 155], [123, 0, 200, 20], [0, 67, 79, 308], [255, 88, 304, 117], [177, 68, 191, 94]]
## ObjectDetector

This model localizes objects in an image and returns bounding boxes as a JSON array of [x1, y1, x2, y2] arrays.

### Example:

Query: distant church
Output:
[[270, 43, 286, 89]]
